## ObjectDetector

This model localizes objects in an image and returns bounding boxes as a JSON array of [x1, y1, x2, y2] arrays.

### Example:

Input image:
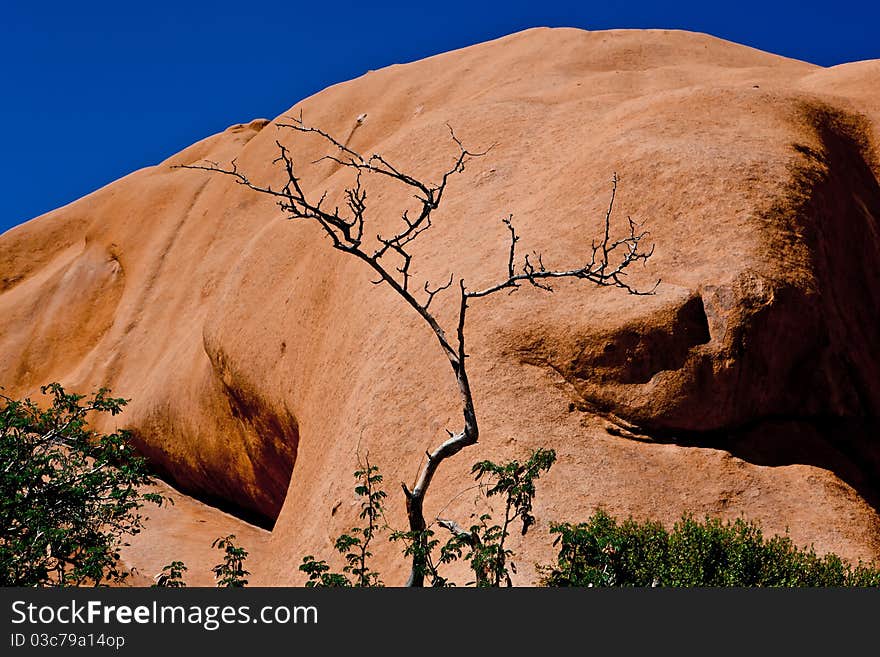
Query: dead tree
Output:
[[178, 114, 657, 586]]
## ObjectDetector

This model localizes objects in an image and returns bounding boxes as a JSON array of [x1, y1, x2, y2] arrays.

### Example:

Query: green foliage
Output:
[[298, 556, 351, 587], [472, 447, 557, 537], [153, 561, 188, 588], [541, 510, 880, 587], [299, 459, 386, 587], [211, 534, 250, 587], [442, 448, 557, 586], [0, 383, 166, 586], [389, 527, 446, 586]]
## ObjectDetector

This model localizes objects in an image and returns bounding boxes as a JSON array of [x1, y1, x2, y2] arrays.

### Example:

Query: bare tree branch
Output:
[[424, 274, 454, 311], [437, 518, 480, 545], [466, 176, 659, 300]]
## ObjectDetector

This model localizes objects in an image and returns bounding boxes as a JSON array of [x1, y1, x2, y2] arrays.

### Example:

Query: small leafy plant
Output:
[[438, 448, 557, 586], [153, 561, 188, 588], [299, 457, 386, 587], [212, 534, 250, 587]]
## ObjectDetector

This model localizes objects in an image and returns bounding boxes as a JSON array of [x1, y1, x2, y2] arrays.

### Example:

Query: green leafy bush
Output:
[[541, 510, 880, 587], [0, 383, 166, 586]]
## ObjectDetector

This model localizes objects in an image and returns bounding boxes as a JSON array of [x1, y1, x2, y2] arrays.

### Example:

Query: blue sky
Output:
[[2, 0, 878, 234]]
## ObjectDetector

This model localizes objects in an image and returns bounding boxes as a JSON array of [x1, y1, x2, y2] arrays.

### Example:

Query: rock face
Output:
[[2, 28, 879, 584]]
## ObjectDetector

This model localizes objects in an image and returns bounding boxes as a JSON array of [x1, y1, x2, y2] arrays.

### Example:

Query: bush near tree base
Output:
[[540, 510, 880, 587]]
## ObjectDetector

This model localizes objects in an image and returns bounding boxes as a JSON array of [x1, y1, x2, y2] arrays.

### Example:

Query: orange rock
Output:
[[2, 28, 879, 585]]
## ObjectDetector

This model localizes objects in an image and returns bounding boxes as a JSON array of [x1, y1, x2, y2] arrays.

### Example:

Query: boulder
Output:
[[2, 28, 879, 584]]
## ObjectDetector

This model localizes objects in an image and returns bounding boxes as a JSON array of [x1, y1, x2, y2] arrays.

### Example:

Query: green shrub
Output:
[[0, 383, 166, 586], [541, 510, 880, 587]]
